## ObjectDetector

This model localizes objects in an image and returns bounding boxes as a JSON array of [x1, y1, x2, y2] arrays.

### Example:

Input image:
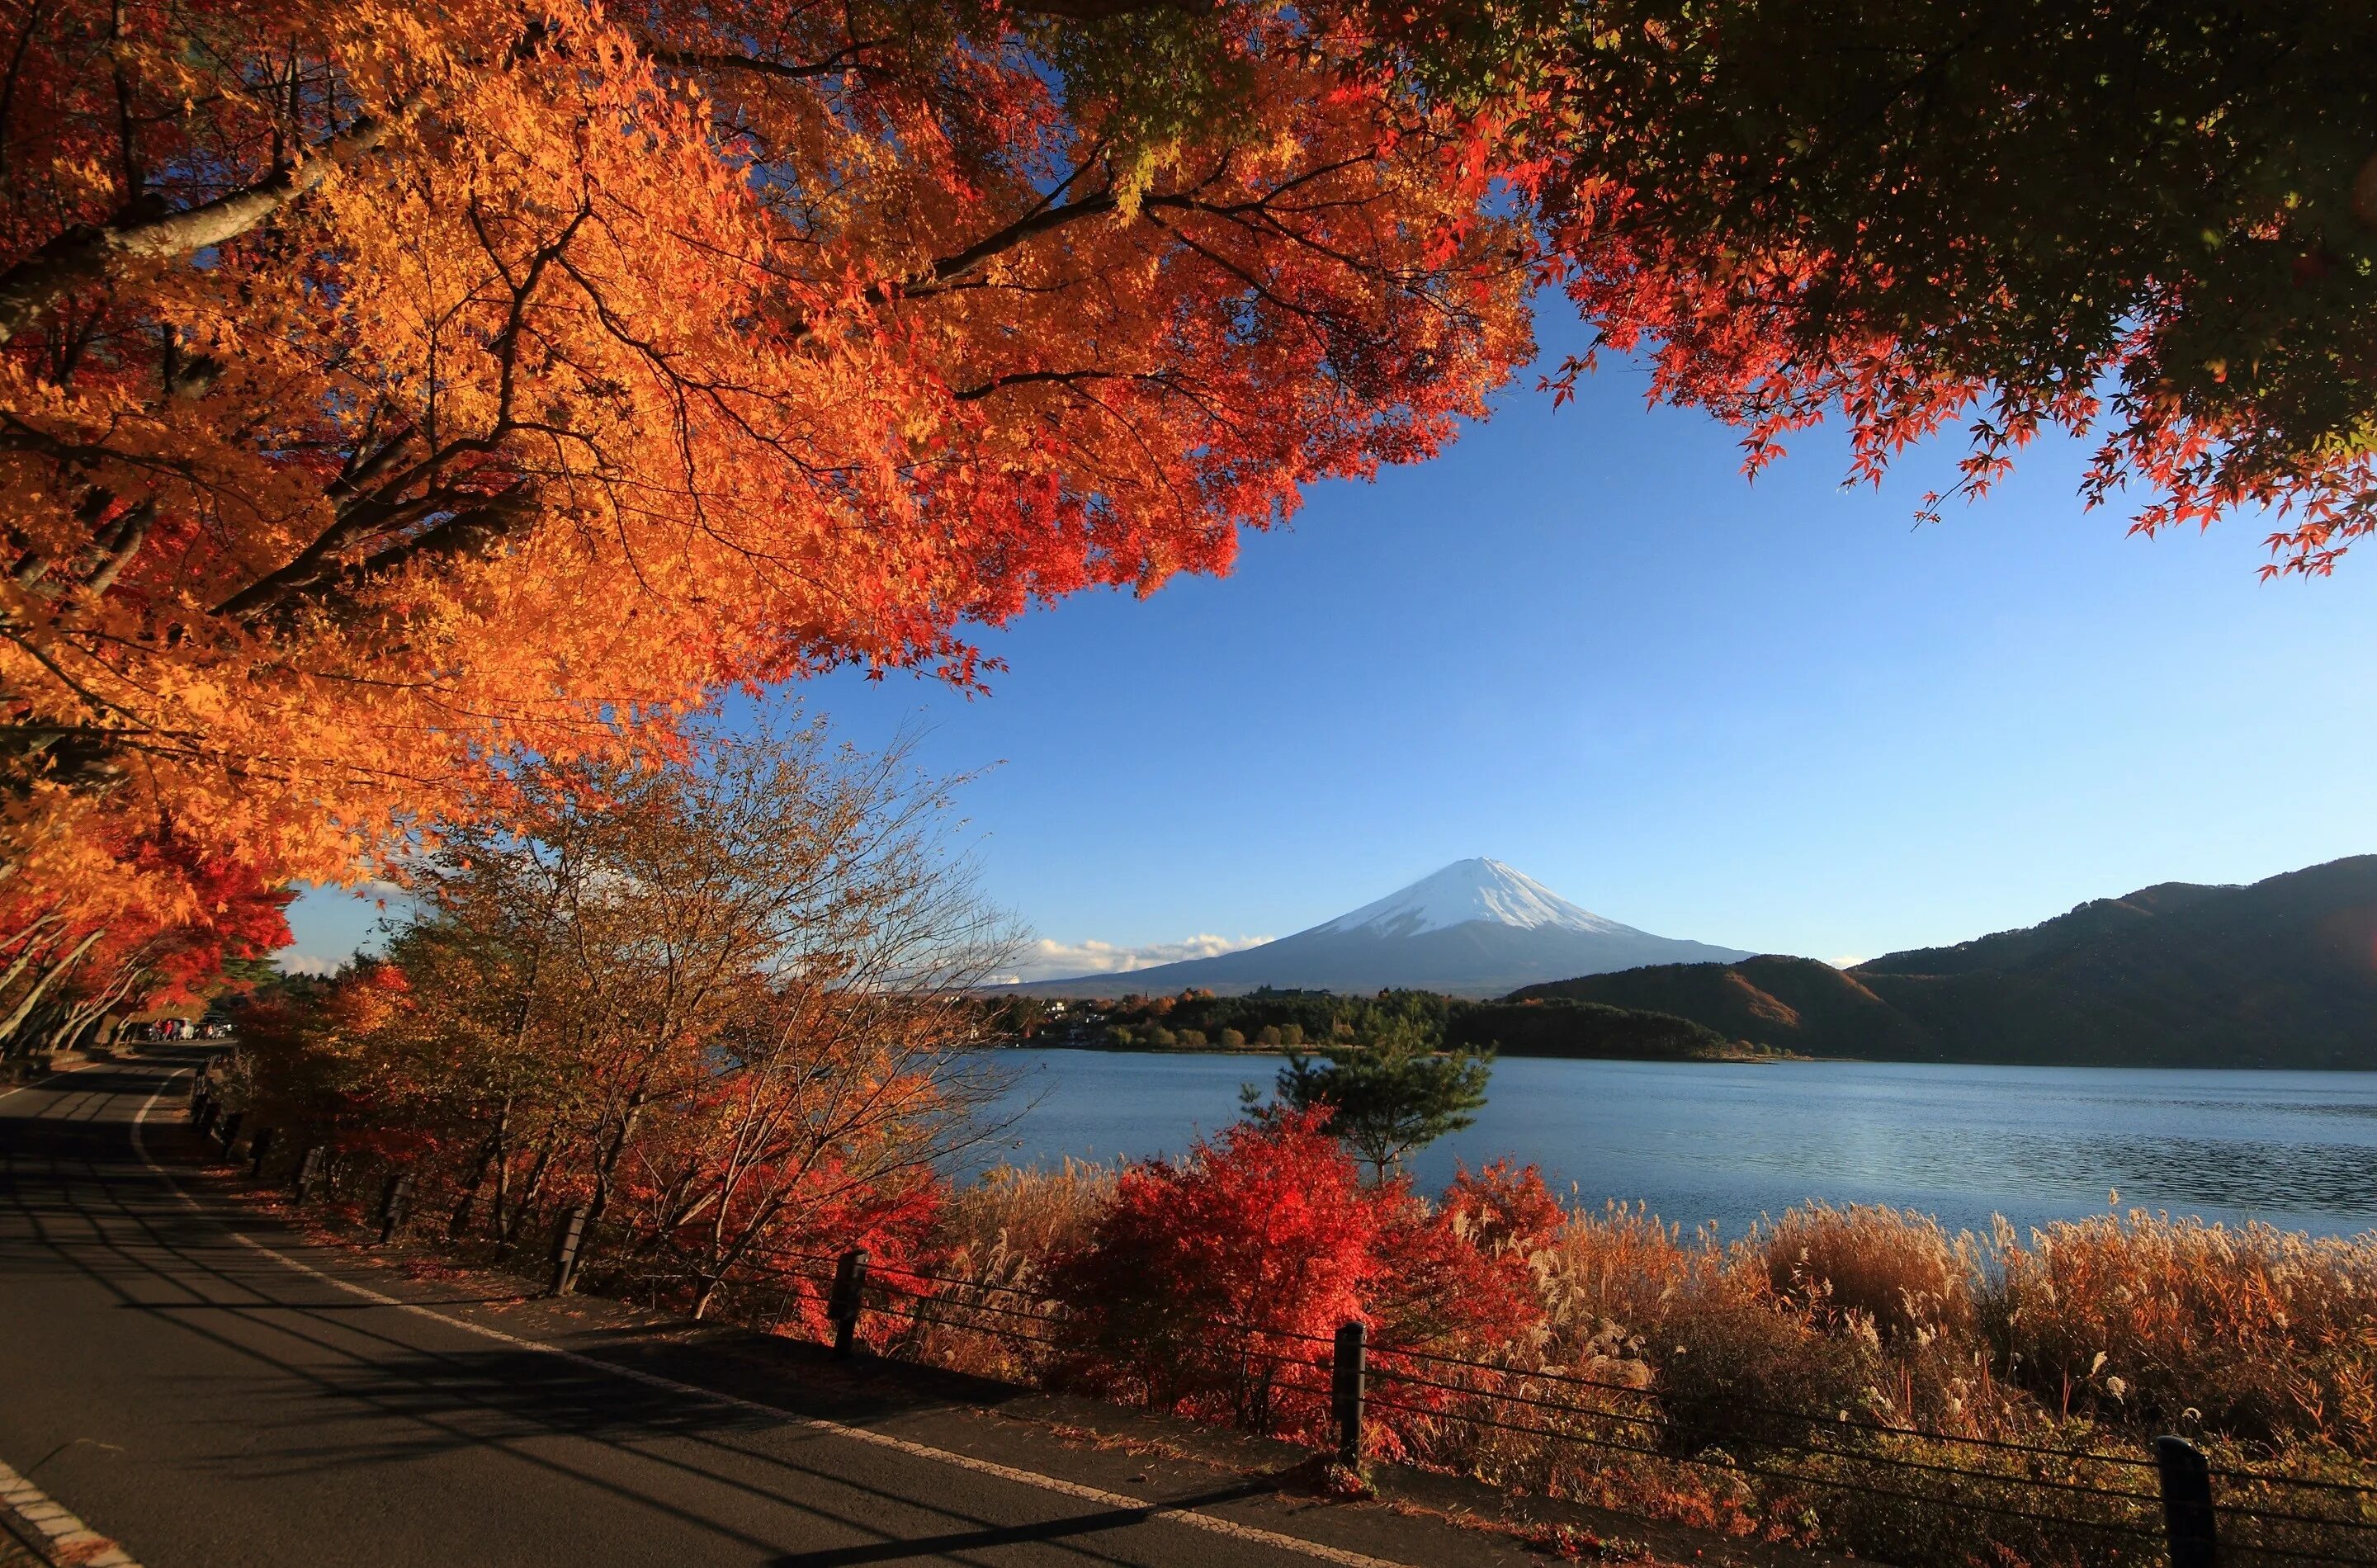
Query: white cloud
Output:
[[1002, 932, 1273, 983], [276, 952, 345, 977]]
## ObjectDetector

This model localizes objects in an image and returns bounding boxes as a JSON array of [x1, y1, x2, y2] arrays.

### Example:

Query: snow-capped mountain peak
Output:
[[999, 855, 1751, 997], [1313, 857, 1623, 938]]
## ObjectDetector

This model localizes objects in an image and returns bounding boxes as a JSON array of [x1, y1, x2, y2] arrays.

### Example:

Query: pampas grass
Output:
[[887, 1172, 2377, 1566]]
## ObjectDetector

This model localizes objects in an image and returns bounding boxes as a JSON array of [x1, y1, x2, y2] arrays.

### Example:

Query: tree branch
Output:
[[81, 497, 152, 597], [648, 40, 888, 82], [215, 482, 537, 625], [0, 92, 422, 344], [1008, 0, 1186, 17]]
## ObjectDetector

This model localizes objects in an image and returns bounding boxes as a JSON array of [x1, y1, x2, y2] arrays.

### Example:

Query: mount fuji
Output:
[[1007, 858, 1753, 998]]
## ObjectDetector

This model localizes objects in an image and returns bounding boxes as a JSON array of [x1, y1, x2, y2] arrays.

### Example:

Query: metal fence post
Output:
[[2156, 1435, 2219, 1568], [828, 1249, 868, 1357], [1331, 1321, 1367, 1465], [248, 1126, 274, 1179], [293, 1145, 324, 1201], [550, 1205, 589, 1296], [376, 1174, 412, 1244]]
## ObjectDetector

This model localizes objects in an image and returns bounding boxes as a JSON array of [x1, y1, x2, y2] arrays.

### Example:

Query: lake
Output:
[[967, 1049, 2377, 1240]]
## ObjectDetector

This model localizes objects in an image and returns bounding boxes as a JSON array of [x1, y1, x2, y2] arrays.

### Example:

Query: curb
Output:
[[0, 1456, 143, 1568]]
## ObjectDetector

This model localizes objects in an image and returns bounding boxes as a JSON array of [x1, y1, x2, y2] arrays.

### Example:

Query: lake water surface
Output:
[[971, 1050, 2377, 1239]]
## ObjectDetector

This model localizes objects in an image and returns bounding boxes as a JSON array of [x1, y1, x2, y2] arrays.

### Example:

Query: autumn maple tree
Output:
[[1377, 0, 2377, 562], [0, 834, 288, 1056], [0, 0, 1531, 938]]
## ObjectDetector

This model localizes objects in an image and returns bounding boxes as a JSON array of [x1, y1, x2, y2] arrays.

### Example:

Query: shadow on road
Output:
[[763, 1481, 1277, 1566], [2, 1053, 1328, 1568]]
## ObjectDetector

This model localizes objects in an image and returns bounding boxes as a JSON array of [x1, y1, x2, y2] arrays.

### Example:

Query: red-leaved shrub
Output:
[[1373, 1160, 1560, 1357], [1045, 1109, 1382, 1436]]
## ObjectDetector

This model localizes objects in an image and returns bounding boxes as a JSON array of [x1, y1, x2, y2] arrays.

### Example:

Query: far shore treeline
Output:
[[981, 988, 1786, 1063]]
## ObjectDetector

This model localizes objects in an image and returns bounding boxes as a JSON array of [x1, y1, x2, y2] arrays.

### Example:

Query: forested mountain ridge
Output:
[[1514, 857, 2377, 1068], [1512, 956, 1939, 1058]]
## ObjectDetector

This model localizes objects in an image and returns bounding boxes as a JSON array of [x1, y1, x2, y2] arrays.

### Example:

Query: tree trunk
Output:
[[448, 1100, 509, 1240], [0, 926, 100, 1051], [502, 1128, 561, 1244], [46, 961, 145, 1053], [583, 1096, 645, 1230], [0, 914, 64, 995]]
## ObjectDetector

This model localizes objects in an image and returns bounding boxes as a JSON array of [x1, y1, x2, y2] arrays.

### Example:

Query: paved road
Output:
[[0, 1053, 1525, 1568]]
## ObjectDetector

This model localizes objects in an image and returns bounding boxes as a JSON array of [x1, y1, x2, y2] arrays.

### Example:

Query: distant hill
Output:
[[1514, 857, 2377, 1068], [1004, 858, 1750, 998], [1445, 999, 1784, 1062], [1515, 954, 1941, 1057]]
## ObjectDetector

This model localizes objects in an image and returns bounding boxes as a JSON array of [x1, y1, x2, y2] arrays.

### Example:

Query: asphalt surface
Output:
[[0, 1051, 1544, 1568]]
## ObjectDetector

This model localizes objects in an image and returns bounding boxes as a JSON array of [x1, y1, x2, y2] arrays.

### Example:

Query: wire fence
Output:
[[721, 1240, 2377, 1566], [188, 1080, 2377, 1568]]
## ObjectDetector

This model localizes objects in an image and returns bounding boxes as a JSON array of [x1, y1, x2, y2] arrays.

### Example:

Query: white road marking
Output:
[[2, 1060, 149, 1567], [0, 1452, 144, 1568], [124, 1072, 1415, 1568]]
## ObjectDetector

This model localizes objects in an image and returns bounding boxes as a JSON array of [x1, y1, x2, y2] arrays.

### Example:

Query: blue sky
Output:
[[282, 308, 2377, 977]]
